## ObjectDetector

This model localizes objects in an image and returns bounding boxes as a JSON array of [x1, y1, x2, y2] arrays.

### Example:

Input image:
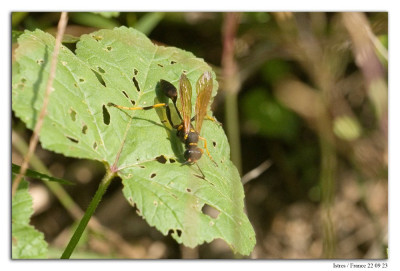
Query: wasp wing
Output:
[[179, 73, 192, 135], [195, 71, 213, 133]]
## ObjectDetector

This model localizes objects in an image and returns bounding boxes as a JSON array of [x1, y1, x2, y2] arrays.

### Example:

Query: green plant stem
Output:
[[320, 137, 336, 258], [61, 170, 115, 259], [13, 130, 141, 258], [317, 107, 337, 258], [225, 92, 242, 175], [221, 12, 242, 175]]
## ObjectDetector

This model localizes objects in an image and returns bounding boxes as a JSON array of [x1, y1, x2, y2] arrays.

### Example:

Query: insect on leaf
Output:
[[12, 27, 255, 256]]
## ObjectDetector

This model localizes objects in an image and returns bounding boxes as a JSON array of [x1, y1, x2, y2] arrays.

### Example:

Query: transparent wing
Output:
[[179, 73, 192, 135], [195, 71, 213, 133]]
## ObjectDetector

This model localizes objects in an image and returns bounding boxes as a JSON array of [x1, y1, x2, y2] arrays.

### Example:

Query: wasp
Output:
[[108, 71, 218, 166]]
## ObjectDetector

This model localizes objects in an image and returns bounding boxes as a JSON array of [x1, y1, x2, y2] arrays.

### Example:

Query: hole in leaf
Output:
[[36, 59, 44, 65], [93, 70, 106, 87], [106, 46, 112, 51], [102, 105, 110, 125], [176, 229, 182, 237], [134, 68, 138, 76], [132, 76, 141, 92], [74, 83, 78, 88], [201, 204, 220, 219], [121, 91, 136, 105], [66, 136, 79, 144], [122, 90, 129, 99], [98, 66, 106, 73], [169, 158, 176, 163], [212, 141, 217, 147], [155, 155, 167, 164], [158, 63, 164, 67], [150, 173, 156, 178], [186, 188, 192, 193], [79, 78, 85, 83], [69, 109, 77, 121], [170, 60, 177, 65], [139, 165, 145, 168], [168, 229, 174, 236], [82, 124, 88, 134], [93, 142, 98, 150]]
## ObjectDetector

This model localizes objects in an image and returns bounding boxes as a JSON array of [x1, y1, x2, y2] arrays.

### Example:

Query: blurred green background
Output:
[[11, 12, 388, 259]]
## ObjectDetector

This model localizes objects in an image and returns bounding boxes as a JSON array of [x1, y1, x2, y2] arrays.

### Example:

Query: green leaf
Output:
[[69, 12, 120, 29], [135, 12, 164, 35], [93, 12, 120, 19], [12, 178, 48, 259], [12, 27, 255, 255], [61, 34, 80, 44], [12, 163, 74, 185]]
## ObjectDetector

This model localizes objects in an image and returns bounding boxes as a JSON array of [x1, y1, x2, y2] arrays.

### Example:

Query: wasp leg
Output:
[[107, 102, 167, 111], [206, 115, 222, 126], [108, 102, 180, 129], [198, 136, 218, 167], [189, 114, 222, 127]]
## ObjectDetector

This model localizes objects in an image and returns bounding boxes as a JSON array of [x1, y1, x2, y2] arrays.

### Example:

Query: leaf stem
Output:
[[60, 170, 115, 259]]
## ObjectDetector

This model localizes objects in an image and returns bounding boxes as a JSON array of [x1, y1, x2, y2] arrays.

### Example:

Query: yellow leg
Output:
[[107, 102, 167, 111], [190, 115, 222, 126], [206, 115, 222, 126], [199, 136, 217, 166], [108, 102, 178, 129]]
